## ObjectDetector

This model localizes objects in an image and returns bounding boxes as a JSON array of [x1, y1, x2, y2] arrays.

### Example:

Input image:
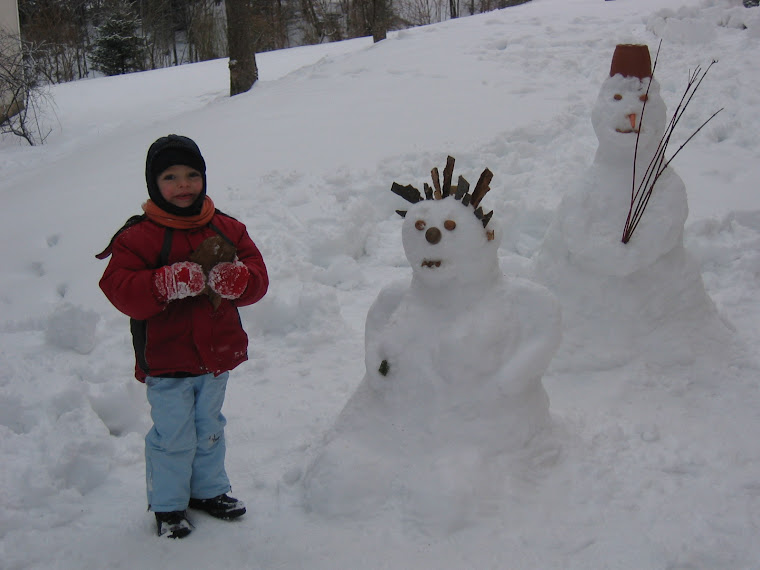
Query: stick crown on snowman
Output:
[[391, 155, 494, 229]]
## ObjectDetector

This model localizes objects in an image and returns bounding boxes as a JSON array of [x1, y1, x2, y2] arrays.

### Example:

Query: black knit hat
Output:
[[145, 134, 207, 216]]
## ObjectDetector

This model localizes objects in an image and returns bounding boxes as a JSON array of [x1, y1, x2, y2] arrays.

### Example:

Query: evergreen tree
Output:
[[90, 2, 146, 76]]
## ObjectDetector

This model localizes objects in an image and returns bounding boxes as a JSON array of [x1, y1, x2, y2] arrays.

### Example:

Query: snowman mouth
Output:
[[421, 260, 442, 268], [616, 114, 639, 134]]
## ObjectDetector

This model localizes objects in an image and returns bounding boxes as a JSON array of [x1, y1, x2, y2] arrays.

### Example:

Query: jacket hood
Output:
[[145, 134, 207, 217]]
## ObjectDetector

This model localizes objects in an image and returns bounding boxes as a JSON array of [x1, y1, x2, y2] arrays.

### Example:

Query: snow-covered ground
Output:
[[2, 0, 760, 568]]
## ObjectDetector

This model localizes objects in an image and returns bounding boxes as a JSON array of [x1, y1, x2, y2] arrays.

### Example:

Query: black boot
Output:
[[188, 493, 246, 520], [155, 510, 193, 539]]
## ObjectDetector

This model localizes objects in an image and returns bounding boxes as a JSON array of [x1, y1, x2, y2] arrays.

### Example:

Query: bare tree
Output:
[[246, 0, 292, 52], [225, 0, 259, 96], [476, 0, 530, 14], [18, 0, 91, 83], [138, 0, 176, 69], [345, 0, 388, 40], [186, 0, 227, 62], [0, 30, 52, 145], [300, 0, 345, 43], [396, 0, 445, 26]]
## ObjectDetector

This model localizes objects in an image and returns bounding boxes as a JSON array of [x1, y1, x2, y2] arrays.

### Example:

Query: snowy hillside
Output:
[[1, 0, 760, 568]]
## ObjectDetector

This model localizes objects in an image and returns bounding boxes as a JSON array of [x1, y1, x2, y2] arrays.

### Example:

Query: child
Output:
[[97, 134, 269, 539]]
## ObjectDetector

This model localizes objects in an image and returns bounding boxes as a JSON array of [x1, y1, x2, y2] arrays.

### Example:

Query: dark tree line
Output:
[[17, 0, 231, 81], [14, 0, 537, 84], [2, 0, 539, 135]]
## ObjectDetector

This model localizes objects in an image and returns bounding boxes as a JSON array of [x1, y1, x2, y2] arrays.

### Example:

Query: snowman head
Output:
[[591, 44, 667, 163], [392, 157, 501, 288]]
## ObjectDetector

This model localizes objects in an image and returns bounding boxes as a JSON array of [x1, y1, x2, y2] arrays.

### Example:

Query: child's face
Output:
[[156, 165, 203, 208]]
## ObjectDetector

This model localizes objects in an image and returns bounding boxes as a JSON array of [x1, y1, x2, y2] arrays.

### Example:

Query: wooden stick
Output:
[[442, 156, 455, 197], [622, 57, 719, 244], [455, 175, 469, 200], [391, 182, 422, 204], [431, 167, 442, 199], [471, 168, 493, 208]]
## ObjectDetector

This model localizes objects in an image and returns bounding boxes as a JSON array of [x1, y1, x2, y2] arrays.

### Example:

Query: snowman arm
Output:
[[499, 282, 562, 391], [364, 280, 407, 372], [365, 281, 406, 341]]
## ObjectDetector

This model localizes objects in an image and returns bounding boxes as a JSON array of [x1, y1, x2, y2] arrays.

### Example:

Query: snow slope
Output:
[[1, 0, 760, 568]]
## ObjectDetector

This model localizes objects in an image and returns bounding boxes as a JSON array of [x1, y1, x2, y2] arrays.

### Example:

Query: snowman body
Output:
[[304, 195, 561, 523], [534, 72, 727, 370]]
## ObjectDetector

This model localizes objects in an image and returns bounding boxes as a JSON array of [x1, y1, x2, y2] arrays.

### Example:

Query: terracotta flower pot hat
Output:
[[609, 44, 652, 79]]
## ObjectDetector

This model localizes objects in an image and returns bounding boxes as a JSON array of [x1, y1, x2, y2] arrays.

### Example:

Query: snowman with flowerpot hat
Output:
[[534, 44, 730, 371]]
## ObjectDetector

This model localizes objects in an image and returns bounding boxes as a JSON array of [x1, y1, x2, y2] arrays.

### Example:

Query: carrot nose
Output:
[[628, 114, 637, 130]]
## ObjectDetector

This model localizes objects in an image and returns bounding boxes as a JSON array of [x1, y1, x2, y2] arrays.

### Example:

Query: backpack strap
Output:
[[127, 227, 173, 379], [97, 210, 234, 262], [159, 227, 174, 266], [209, 209, 240, 248], [151, 209, 238, 265], [208, 221, 234, 247], [95, 214, 147, 260]]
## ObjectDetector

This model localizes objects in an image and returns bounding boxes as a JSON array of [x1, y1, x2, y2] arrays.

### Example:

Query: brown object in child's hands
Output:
[[190, 235, 237, 309]]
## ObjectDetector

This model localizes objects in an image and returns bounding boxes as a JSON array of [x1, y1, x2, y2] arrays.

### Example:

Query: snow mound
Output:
[[44, 302, 100, 355]]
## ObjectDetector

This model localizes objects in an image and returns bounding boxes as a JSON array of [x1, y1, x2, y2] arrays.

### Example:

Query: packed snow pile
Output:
[[647, 0, 760, 41], [44, 302, 100, 354]]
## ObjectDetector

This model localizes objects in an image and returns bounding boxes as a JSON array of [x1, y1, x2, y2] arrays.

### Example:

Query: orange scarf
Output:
[[142, 197, 215, 229]]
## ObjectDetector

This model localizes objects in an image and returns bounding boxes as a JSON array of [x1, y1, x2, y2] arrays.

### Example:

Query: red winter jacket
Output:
[[100, 212, 268, 381]]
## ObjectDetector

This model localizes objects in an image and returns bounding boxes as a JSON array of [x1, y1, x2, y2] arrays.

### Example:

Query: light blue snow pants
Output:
[[145, 372, 231, 512]]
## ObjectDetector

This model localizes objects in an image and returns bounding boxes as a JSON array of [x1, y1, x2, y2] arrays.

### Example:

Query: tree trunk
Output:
[[225, 0, 259, 96], [372, 0, 386, 42]]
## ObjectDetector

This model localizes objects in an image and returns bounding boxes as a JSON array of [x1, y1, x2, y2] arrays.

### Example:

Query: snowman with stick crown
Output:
[[304, 157, 562, 528], [534, 44, 730, 372]]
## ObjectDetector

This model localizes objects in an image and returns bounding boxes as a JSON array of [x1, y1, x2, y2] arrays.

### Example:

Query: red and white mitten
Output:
[[154, 261, 205, 302], [208, 261, 249, 300]]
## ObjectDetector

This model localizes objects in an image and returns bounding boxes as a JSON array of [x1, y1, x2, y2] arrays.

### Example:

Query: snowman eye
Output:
[[415, 220, 426, 231], [613, 94, 622, 101], [444, 220, 456, 231], [639, 94, 648, 102]]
